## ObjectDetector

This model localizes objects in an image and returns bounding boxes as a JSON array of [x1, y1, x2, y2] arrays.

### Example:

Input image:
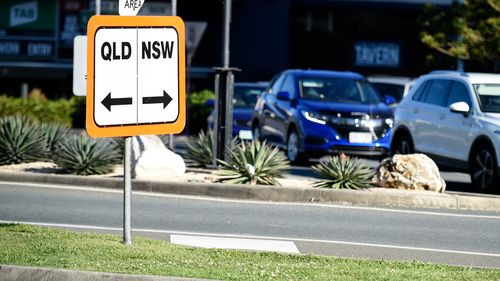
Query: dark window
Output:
[[412, 81, 429, 102], [422, 80, 451, 107], [446, 82, 471, 108], [372, 83, 405, 102]]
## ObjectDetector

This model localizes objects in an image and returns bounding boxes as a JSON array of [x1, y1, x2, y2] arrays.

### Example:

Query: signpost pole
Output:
[[123, 136, 132, 245], [168, 0, 177, 150]]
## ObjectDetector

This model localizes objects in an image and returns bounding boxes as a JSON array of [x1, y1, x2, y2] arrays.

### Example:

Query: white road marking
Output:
[[2, 181, 500, 220], [170, 234, 299, 253], [2, 220, 500, 258]]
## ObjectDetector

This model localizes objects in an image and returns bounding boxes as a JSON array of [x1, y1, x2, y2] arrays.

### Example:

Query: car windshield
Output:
[[474, 84, 500, 113], [233, 86, 265, 108], [299, 77, 382, 104], [371, 83, 405, 102]]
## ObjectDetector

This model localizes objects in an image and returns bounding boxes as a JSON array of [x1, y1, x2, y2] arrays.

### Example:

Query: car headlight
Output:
[[302, 111, 327, 125], [385, 118, 393, 128]]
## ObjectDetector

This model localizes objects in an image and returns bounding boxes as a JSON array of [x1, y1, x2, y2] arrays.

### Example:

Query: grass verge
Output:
[[0, 223, 499, 281]]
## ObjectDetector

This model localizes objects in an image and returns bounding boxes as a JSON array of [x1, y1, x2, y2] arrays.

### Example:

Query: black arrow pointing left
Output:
[[101, 92, 133, 112]]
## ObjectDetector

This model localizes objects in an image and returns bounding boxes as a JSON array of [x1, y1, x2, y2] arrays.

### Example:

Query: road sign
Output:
[[119, 0, 145, 16], [86, 15, 186, 138], [73, 35, 87, 96]]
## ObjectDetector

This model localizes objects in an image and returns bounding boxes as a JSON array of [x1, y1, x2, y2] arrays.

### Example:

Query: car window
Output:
[[269, 74, 285, 95], [233, 86, 266, 108], [446, 82, 471, 108], [412, 80, 429, 102], [299, 77, 381, 104], [372, 83, 405, 102], [474, 84, 500, 113], [422, 80, 451, 107], [280, 75, 296, 97]]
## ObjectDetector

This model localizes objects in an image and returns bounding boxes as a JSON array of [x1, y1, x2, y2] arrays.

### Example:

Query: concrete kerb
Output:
[[0, 171, 499, 212], [0, 265, 215, 281]]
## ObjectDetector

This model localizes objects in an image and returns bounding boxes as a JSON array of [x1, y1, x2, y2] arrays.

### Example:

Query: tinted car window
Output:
[[372, 83, 404, 102], [446, 82, 471, 107], [422, 80, 451, 107], [412, 80, 429, 102], [233, 86, 266, 108], [299, 77, 382, 104]]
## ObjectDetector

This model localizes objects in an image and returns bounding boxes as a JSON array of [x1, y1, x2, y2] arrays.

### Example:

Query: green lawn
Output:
[[0, 224, 499, 281]]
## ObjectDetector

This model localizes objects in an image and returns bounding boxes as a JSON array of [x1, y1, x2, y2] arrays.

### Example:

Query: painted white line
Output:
[[2, 220, 500, 258], [2, 180, 500, 220], [170, 234, 299, 253]]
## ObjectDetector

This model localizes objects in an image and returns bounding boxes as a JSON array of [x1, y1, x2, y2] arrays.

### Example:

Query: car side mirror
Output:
[[449, 101, 470, 116], [384, 95, 397, 105], [277, 91, 292, 101], [206, 99, 214, 107]]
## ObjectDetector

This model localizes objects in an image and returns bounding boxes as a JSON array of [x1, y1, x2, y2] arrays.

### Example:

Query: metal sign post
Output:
[[86, 15, 186, 246], [123, 136, 132, 245]]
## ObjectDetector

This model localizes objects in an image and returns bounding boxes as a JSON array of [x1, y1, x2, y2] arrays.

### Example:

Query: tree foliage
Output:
[[419, 0, 499, 64]]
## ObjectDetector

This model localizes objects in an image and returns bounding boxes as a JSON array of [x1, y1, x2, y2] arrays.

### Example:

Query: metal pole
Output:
[[222, 0, 231, 67], [171, 0, 177, 16], [96, 0, 101, 15], [123, 136, 132, 245], [168, 0, 177, 150]]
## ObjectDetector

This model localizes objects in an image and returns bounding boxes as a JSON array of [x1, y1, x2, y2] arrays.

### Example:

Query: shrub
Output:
[[216, 141, 290, 185], [0, 95, 85, 127], [188, 89, 215, 134], [39, 122, 70, 158], [54, 135, 120, 175], [185, 129, 214, 167], [312, 154, 374, 189], [0, 116, 48, 165]]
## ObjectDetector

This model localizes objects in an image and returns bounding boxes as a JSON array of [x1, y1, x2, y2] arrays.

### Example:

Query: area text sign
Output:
[[86, 16, 185, 138]]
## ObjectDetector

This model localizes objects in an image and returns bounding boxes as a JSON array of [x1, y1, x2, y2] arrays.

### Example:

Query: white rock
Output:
[[131, 135, 185, 180], [373, 153, 446, 193]]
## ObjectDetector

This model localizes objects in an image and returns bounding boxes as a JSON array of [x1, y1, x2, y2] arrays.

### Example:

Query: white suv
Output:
[[391, 71, 500, 192]]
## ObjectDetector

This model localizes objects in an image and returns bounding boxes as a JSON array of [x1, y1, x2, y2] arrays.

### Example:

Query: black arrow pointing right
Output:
[[101, 92, 133, 112], [142, 90, 172, 109]]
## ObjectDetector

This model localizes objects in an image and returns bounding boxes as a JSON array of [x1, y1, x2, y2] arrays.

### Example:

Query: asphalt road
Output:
[[1, 181, 499, 268]]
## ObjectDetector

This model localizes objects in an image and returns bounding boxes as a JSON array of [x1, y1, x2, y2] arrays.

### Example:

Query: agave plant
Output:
[[185, 130, 214, 167], [54, 135, 120, 175], [216, 140, 290, 185], [312, 154, 374, 189], [39, 122, 70, 158], [0, 115, 48, 165]]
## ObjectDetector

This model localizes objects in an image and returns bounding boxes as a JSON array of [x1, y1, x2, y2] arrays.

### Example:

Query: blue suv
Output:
[[251, 69, 395, 163]]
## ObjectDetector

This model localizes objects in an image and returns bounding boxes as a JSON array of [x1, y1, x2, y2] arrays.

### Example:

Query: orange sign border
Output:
[[86, 15, 186, 138]]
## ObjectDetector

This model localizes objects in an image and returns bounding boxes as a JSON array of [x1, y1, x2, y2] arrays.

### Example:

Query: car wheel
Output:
[[252, 125, 261, 142], [391, 133, 414, 155], [287, 130, 307, 164], [470, 145, 498, 192]]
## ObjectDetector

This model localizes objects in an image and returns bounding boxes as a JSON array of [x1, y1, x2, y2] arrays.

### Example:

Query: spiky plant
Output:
[[216, 141, 290, 185], [185, 130, 214, 167], [312, 154, 374, 189], [39, 122, 70, 158], [0, 115, 48, 165], [54, 135, 120, 175]]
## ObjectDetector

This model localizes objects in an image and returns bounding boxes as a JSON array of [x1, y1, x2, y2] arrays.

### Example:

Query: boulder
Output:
[[373, 154, 445, 192], [131, 135, 185, 180]]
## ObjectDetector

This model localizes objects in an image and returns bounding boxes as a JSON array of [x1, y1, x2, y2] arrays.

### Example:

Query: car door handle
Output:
[[439, 114, 446, 120], [413, 108, 419, 114]]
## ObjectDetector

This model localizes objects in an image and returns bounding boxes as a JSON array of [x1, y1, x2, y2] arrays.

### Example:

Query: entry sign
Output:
[[86, 16, 186, 138]]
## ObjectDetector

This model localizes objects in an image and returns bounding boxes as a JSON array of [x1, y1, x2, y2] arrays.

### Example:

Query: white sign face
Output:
[[93, 27, 179, 127], [73, 35, 87, 96], [119, 0, 145, 16]]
